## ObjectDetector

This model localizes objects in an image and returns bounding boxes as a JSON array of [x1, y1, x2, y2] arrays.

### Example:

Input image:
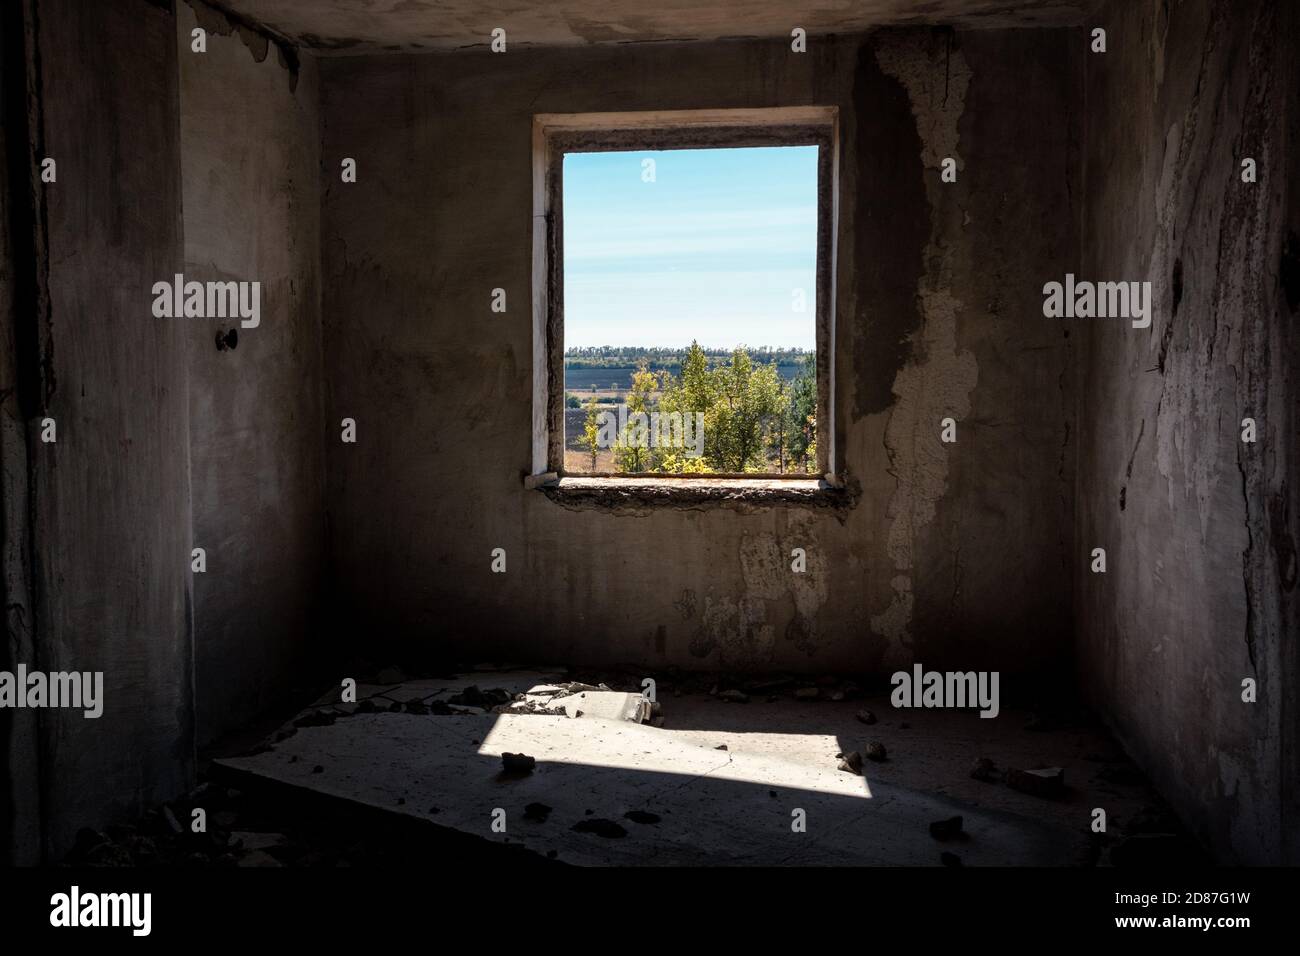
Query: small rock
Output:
[[523, 802, 552, 822], [1006, 766, 1065, 798], [794, 687, 820, 700], [829, 690, 846, 702], [929, 816, 964, 840], [231, 831, 288, 852], [856, 709, 877, 725], [311, 765, 324, 774], [865, 741, 888, 762], [501, 752, 536, 775], [838, 751, 864, 774], [715, 743, 729, 751], [940, 851, 963, 867], [719, 689, 750, 704], [970, 756, 1001, 782], [624, 810, 661, 825], [572, 818, 627, 838], [162, 805, 183, 834], [237, 849, 283, 867]]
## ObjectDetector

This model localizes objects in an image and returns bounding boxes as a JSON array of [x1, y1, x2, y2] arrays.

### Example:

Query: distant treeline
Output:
[[564, 345, 812, 372]]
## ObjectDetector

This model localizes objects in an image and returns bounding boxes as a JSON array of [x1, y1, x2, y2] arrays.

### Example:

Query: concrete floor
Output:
[[211, 671, 1178, 866]]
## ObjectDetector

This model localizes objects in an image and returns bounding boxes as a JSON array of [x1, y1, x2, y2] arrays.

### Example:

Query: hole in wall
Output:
[[1171, 257, 1184, 316], [215, 328, 239, 352], [1281, 230, 1300, 313]]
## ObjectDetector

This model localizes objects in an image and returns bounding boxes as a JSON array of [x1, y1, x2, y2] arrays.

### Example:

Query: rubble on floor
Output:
[[214, 709, 1072, 866], [62, 667, 1210, 868]]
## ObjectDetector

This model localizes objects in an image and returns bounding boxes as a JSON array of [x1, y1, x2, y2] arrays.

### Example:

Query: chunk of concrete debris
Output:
[[231, 831, 288, 851], [838, 751, 864, 774], [572, 818, 627, 838], [970, 756, 1001, 782], [742, 678, 792, 695], [544, 690, 651, 723], [865, 741, 888, 762], [794, 687, 820, 700], [501, 752, 536, 775], [559, 681, 608, 694], [237, 850, 283, 867], [719, 689, 749, 703], [1006, 766, 1065, 798], [856, 709, 877, 725], [162, 805, 183, 834], [929, 816, 964, 840], [523, 802, 552, 822], [449, 686, 511, 708]]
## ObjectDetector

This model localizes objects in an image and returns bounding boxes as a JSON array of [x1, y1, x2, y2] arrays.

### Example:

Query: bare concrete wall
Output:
[[177, 1, 325, 745], [318, 31, 1079, 681], [1076, 0, 1300, 863], [0, 1, 43, 866], [23, 0, 195, 858]]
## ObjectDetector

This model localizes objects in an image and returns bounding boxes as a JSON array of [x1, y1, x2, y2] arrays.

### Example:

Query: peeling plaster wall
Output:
[[320, 31, 1079, 681], [178, 1, 325, 745], [1076, 0, 1300, 863]]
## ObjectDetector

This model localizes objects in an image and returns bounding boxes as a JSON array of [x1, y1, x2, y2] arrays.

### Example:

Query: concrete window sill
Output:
[[533, 475, 852, 509]]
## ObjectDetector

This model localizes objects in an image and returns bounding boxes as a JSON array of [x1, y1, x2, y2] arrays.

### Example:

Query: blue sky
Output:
[[563, 146, 818, 350]]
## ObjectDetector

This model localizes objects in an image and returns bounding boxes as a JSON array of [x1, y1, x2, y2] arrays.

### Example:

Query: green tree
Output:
[[577, 395, 602, 471], [784, 353, 817, 472], [613, 361, 657, 473], [655, 342, 786, 473]]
